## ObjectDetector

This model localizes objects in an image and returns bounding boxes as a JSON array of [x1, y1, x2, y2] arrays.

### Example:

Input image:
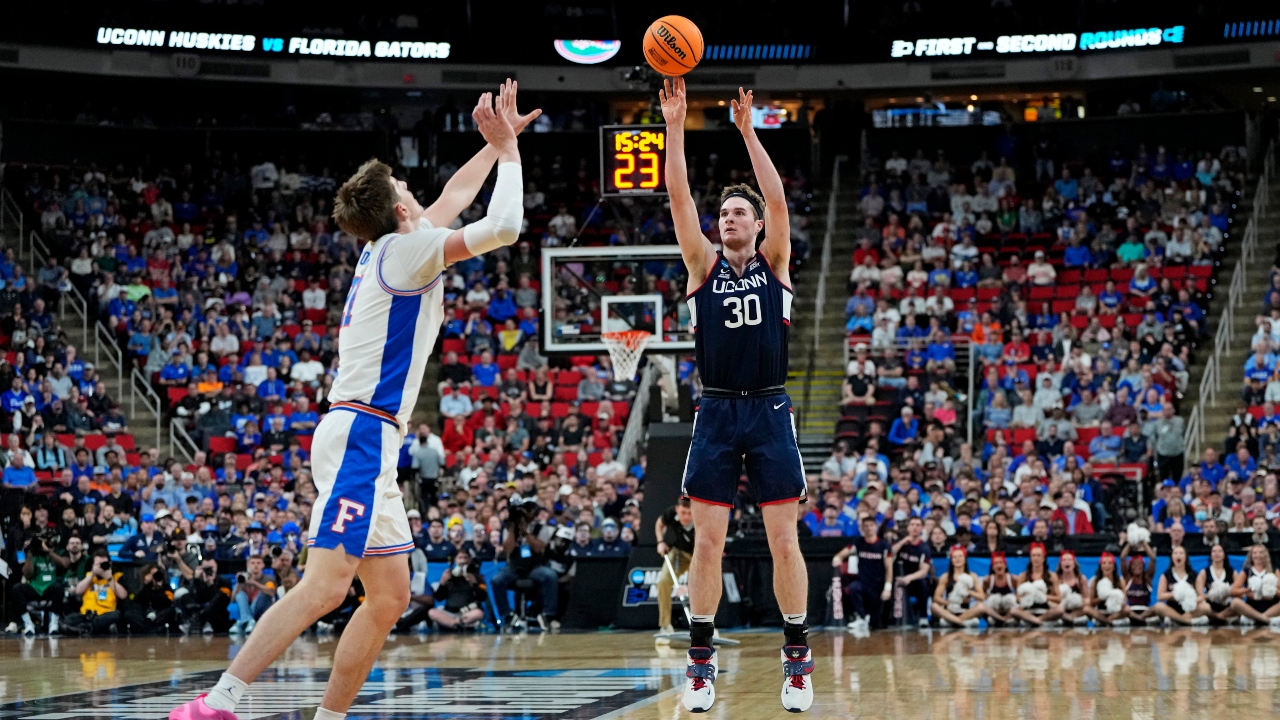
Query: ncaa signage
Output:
[[889, 23, 1185, 59]]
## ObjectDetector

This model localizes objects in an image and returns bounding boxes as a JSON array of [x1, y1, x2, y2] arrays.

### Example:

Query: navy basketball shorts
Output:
[[681, 392, 807, 507]]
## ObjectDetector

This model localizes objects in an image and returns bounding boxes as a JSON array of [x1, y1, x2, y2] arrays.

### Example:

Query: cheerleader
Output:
[[1195, 543, 1238, 625], [1083, 552, 1128, 626], [1014, 543, 1065, 625], [980, 552, 1025, 626], [1056, 551, 1089, 626], [1118, 538, 1158, 623], [1152, 545, 1209, 625], [932, 545, 986, 628], [1229, 544, 1280, 625]]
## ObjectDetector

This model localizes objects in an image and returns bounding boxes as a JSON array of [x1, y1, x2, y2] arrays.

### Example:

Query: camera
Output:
[[95, 557, 112, 573], [236, 572, 247, 585], [270, 546, 284, 559], [507, 495, 539, 529]]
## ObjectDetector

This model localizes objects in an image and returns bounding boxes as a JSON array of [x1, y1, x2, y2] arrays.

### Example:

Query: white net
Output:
[[601, 330, 653, 382]]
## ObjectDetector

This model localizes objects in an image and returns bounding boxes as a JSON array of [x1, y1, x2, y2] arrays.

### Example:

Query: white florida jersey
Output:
[[328, 218, 447, 432]]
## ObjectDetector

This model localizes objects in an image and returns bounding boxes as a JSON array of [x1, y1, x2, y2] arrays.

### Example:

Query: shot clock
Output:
[[600, 124, 667, 197]]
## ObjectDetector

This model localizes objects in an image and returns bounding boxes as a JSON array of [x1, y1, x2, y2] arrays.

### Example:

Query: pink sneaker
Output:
[[169, 694, 239, 720]]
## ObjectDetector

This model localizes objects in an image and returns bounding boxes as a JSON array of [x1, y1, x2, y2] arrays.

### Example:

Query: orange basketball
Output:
[[643, 15, 703, 76]]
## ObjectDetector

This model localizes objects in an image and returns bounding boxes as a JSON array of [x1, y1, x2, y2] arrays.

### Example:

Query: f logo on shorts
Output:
[[331, 498, 367, 533]]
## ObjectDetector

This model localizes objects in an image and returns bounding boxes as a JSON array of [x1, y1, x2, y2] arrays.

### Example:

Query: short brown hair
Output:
[[333, 159, 400, 240], [719, 183, 765, 220]]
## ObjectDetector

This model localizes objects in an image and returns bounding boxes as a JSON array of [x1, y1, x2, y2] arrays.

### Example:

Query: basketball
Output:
[[643, 15, 703, 76]]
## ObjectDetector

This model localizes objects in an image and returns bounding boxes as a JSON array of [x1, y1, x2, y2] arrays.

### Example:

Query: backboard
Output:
[[541, 245, 694, 354]]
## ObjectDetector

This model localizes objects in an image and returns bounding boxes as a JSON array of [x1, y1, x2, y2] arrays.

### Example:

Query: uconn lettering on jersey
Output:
[[712, 271, 768, 293]]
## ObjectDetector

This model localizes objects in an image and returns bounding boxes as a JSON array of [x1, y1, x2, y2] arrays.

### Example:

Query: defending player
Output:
[[659, 77, 812, 713], [169, 82, 537, 720]]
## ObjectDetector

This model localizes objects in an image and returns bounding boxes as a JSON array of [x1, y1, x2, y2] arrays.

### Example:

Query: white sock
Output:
[[314, 708, 347, 720], [690, 614, 715, 624], [204, 673, 249, 712], [783, 613, 807, 625]]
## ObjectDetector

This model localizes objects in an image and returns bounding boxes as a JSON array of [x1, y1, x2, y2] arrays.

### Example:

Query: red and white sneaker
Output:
[[169, 694, 239, 720], [780, 645, 814, 713], [681, 647, 717, 713]]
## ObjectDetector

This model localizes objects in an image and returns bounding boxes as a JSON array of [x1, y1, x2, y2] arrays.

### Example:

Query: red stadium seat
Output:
[[304, 308, 327, 323], [1058, 270, 1082, 284], [209, 437, 236, 456], [1055, 284, 1079, 299], [1029, 286, 1053, 300], [1083, 269, 1108, 283], [167, 387, 188, 407], [1051, 300, 1075, 314], [442, 339, 466, 355], [553, 386, 578, 401], [1188, 265, 1213, 279], [1076, 426, 1100, 447], [298, 435, 314, 452]]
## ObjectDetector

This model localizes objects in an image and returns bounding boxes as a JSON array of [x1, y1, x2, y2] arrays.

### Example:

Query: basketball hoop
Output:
[[601, 329, 652, 382]]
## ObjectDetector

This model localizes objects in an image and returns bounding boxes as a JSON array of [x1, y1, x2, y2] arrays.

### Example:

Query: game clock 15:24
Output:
[[600, 125, 667, 197]]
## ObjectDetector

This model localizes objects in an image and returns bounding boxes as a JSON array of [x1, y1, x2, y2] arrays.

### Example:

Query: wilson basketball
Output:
[[643, 15, 703, 76]]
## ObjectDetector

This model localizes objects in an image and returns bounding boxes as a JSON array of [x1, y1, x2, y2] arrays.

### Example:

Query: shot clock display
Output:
[[600, 125, 667, 197]]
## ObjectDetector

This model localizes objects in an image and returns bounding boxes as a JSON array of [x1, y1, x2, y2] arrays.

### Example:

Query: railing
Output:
[[617, 363, 658, 470], [170, 418, 199, 464], [1184, 405, 1203, 461], [28, 230, 90, 342], [130, 368, 164, 452], [0, 187, 24, 253], [94, 321, 124, 390], [797, 155, 844, 432], [1185, 139, 1274, 456]]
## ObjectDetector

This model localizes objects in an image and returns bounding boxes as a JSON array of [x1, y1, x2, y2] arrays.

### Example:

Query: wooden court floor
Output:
[[2, 627, 1280, 719]]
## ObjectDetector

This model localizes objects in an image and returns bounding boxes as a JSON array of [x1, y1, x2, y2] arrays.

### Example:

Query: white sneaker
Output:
[[1111, 618, 1130, 627], [4, 622, 18, 634], [917, 618, 931, 629], [229, 621, 246, 635], [1144, 616, 1161, 626], [1073, 615, 1090, 626], [316, 621, 334, 634], [22, 614, 36, 636], [962, 618, 981, 628], [682, 648, 717, 713], [1240, 616, 1257, 626], [1191, 616, 1209, 626], [202, 622, 214, 634], [655, 625, 676, 637], [1269, 616, 1280, 627], [48, 614, 60, 635], [244, 619, 256, 634], [780, 645, 814, 713]]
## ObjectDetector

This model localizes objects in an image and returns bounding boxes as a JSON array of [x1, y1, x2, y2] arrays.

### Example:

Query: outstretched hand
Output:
[[473, 92, 516, 152], [658, 77, 686, 127], [730, 87, 755, 136], [498, 78, 542, 135]]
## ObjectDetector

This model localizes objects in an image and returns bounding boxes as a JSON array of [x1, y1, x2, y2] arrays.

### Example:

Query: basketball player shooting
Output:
[[169, 82, 538, 720], [659, 77, 813, 713]]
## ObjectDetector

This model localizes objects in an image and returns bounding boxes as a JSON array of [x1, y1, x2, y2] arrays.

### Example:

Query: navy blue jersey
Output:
[[687, 252, 793, 392]]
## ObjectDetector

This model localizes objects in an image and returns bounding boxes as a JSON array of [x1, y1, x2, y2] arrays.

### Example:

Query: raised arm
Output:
[[423, 79, 540, 229], [731, 87, 790, 282], [442, 91, 523, 265], [659, 78, 716, 292]]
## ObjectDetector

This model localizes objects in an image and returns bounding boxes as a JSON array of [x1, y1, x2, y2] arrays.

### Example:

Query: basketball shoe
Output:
[[169, 694, 238, 720], [681, 647, 717, 712], [780, 645, 814, 712]]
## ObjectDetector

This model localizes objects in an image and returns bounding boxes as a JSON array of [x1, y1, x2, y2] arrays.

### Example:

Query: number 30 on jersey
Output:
[[723, 294, 762, 327]]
